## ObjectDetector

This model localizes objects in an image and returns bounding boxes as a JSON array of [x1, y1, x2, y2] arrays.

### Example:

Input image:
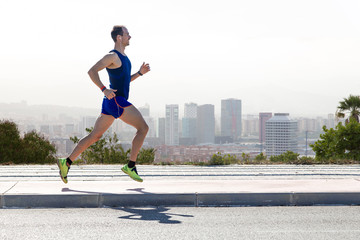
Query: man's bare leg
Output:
[[120, 105, 149, 162], [69, 114, 115, 161]]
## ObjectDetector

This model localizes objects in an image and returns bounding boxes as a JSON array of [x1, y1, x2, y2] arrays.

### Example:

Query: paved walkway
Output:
[[1, 165, 360, 208]]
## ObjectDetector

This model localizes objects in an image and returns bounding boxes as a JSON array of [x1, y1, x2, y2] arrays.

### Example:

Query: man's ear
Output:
[[117, 35, 122, 42]]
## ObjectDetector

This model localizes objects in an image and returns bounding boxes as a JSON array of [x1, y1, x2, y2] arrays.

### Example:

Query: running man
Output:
[[57, 25, 150, 183]]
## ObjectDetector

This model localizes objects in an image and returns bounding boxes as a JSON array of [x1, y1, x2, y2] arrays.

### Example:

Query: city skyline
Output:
[[0, 0, 359, 117], [0, 98, 341, 121], [3, 100, 334, 157]]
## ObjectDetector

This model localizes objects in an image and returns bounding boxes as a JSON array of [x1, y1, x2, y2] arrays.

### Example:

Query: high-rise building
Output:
[[158, 117, 165, 145], [184, 103, 198, 118], [165, 104, 179, 145], [259, 112, 272, 143], [182, 103, 197, 144], [197, 104, 215, 144], [265, 113, 298, 156], [242, 115, 259, 136], [221, 99, 242, 141], [181, 118, 197, 145], [182, 118, 197, 138]]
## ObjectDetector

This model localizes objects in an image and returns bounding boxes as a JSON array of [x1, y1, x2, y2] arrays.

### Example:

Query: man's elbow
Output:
[[88, 68, 95, 77]]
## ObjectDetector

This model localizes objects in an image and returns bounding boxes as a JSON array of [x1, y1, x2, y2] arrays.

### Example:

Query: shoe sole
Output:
[[121, 168, 143, 182], [56, 159, 68, 184]]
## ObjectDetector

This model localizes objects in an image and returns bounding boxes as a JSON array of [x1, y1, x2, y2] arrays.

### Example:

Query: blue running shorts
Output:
[[101, 96, 132, 119]]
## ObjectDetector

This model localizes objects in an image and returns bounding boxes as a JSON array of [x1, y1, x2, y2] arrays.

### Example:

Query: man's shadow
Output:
[[116, 206, 193, 224], [62, 187, 194, 224]]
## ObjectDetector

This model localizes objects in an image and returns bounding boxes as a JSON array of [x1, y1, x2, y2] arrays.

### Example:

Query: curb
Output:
[[2, 192, 360, 208]]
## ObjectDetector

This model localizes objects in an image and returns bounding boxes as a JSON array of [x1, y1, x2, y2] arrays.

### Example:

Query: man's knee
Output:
[[89, 132, 103, 142], [143, 123, 149, 133], [139, 122, 149, 134]]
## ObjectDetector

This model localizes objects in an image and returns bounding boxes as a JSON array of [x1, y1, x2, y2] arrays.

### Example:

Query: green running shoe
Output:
[[57, 158, 70, 184], [121, 164, 143, 182]]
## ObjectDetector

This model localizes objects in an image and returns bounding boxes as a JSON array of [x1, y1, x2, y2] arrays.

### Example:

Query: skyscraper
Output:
[[158, 117, 165, 145], [182, 118, 197, 138], [197, 104, 215, 144], [221, 98, 242, 141], [265, 113, 298, 156], [165, 104, 179, 145], [259, 112, 272, 143], [182, 103, 197, 142], [184, 103, 197, 118]]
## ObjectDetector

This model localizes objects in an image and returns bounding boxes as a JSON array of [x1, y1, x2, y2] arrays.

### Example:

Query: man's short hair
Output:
[[111, 25, 125, 42]]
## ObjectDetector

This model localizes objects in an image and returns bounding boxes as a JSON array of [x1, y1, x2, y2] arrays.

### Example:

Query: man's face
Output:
[[121, 27, 131, 46]]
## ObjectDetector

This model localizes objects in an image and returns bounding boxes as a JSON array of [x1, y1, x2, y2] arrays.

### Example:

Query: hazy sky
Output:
[[1, 0, 359, 117]]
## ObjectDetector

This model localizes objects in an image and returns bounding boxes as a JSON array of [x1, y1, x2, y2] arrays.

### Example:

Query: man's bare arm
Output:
[[131, 62, 151, 82], [88, 53, 119, 99]]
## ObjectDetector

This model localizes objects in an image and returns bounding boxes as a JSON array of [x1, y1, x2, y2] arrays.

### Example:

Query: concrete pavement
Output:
[[1, 165, 360, 208]]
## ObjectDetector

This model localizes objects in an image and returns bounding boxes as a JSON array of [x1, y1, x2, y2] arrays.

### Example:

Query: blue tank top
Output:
[[106, 49, 132, 100]]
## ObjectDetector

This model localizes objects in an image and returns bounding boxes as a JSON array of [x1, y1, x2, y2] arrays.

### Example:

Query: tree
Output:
[[311, 119, 360, 161], [336, 95, 360, 123], [0, 120, 22, 163], [310, 126, 338, 161], [0, 120, 56, 164], [21, 131, 57, 164]]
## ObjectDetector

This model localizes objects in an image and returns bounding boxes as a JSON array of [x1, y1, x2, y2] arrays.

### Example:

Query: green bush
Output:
[[224, 154, 239, 165], [209, 152, 225, 165], [311, 119, 360, 161], [241, 152, 251, 164], [255, 152, 267, 161], [136, 148, 156, 164], [209, 152, 239, 165], [0, 120, 22, 163], [71, 128, 129, 164], [0, 120, 56, 164], [269, 151, 300, 163], [21, 131, 57, 164], [70, 128, 155, 164]]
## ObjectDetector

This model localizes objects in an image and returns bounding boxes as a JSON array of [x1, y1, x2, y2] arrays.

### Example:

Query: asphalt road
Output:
[[1, 206, 360, 240]]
